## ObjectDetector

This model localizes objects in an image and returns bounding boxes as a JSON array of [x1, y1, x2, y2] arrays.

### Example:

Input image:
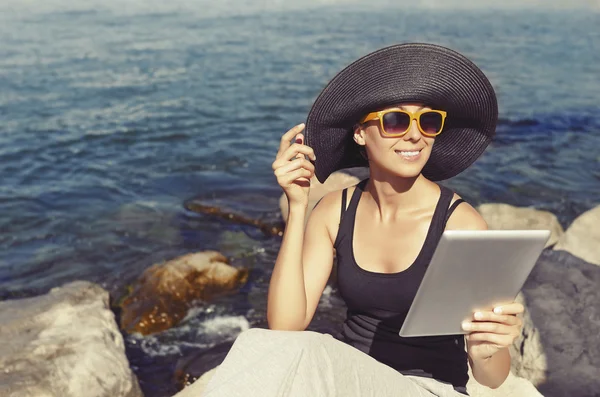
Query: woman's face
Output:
[[354, 103, 436, 179]]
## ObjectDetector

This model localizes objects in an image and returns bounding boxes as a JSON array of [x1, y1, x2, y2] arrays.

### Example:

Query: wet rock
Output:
[[173, 367, 218, 397], [477, 203, 564, 248], [173, 341, 234, 390], [111, 201, 183, 245], [553, 205, 600, 265], [185, 201, 283, 237], [280, 172, 360, 224], [0, 281, 142, 397], [120, 251, 249, 335]]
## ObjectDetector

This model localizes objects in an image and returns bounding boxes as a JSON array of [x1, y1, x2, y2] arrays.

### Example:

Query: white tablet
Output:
[[399, 229, 551, 337]]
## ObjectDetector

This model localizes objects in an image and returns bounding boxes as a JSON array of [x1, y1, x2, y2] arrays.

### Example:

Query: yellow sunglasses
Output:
[[359, 108, 447, 137]]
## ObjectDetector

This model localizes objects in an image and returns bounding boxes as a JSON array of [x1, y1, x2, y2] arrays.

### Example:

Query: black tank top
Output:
[[333, 179, 469, 394]]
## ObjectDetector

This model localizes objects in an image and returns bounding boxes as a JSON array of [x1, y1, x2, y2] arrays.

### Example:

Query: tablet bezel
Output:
[[399, 229, 550, 337]]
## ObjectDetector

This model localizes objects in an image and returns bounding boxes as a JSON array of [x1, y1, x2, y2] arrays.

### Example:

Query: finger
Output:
[[277, 167, 313, 185], [278, 123, 305, 155], [294, 134, 305, 160], [462, 320, 514, 335], [279, 142, 316, 162], [274, 157, 315, 177], [492, 302, 525, 316], [272, 144, 316, 170], [472, 311, 521, 327], [466, 332, 513, 346]]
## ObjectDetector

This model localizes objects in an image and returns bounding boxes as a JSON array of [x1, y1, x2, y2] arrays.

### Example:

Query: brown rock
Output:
[[477, 203, 563, 248], [553, 205, 600, 265], [279, 172, 360, 224], [120, 251, 248, 335]]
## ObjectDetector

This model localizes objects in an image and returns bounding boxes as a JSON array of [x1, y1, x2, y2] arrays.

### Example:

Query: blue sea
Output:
[[1, 1, 599, 395]]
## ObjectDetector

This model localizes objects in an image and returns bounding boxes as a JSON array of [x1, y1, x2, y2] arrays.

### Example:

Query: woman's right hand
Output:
[[272, 123, 316, 208]]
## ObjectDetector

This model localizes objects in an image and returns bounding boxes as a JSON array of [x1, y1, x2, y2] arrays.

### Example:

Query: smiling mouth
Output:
[[394, 149, 423, 157]]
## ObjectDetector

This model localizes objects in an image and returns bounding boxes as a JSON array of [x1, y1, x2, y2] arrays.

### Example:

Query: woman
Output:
[[202, 43, 523, 397]]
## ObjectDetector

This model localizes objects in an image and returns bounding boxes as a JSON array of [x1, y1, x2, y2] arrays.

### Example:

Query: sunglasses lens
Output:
[[419, 112, 443, 134], [382, 112, 411, 135]]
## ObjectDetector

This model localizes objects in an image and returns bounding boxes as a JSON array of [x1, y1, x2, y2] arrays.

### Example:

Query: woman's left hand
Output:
[[462, 302, 524, 361]]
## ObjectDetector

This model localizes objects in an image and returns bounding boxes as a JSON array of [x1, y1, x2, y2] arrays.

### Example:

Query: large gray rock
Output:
[[0, 281, 142, 397], [279, 172, 359, 224], [516, 249, 600, 396], [477, 203, 564, 248], [553, 205, 600, 265], [509, 293, 547, 386]]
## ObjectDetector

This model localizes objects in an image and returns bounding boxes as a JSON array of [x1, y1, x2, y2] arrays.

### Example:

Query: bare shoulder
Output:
[[309, 185, 358, 238], [445, 193, 488, 231]]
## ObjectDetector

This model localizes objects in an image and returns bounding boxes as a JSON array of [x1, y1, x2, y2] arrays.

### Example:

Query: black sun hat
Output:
[[304, 43, 498, 183]]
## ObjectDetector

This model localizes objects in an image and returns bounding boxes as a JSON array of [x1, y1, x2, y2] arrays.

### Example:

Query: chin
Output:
[[393, 167, 425, 179], [374, 162, 426, 180], [390, 156, 430, 179]]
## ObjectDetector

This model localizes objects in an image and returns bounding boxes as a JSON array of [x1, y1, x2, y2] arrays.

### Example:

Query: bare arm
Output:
[[267, 193, 337, 331], [266, 123, 339, 331]]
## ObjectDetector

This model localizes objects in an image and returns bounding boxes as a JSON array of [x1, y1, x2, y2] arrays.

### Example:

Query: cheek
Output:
[[363, 128, 386, 152], [422, 137, 435, 157]]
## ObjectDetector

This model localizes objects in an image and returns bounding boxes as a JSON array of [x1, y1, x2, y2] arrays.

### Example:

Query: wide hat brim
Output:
[[304, 43, 498, 183]]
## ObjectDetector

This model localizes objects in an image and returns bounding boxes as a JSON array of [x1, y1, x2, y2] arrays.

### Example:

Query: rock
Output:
[[515, 249, 600, 396], [279, 172, 360, 224], [111, 201, 183, 245], [173, 342, 233, 390], [185, 201, 283, 237], [553, 205, 600, 265], [509, 293, 547, 386], [173, 367, 218, 397], [0, 281, 142, 397], [119, 251, 249, 335], [467, 371, 543, 397], [477, 203, 564, 248]]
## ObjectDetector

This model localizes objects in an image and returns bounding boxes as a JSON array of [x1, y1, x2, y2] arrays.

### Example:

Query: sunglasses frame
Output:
[[359, 108, 447, 137]]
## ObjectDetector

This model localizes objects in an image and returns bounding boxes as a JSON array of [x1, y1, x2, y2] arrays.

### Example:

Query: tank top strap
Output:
[[444, 198, 466, 227], [427, 184, 456, 246], [346, 179, 368, 215], [334, 179, 368, 249], [339, 188, 348, 225]]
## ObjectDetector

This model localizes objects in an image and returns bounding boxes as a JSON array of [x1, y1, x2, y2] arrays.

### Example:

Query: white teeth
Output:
[[396, 150, 420, 157]]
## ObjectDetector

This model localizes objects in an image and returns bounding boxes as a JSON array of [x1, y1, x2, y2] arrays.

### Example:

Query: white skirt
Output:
[[198, 328, 466, 397]]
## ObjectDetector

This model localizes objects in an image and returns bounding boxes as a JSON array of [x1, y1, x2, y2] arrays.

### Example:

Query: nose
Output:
[[403, 118, 422, 141]]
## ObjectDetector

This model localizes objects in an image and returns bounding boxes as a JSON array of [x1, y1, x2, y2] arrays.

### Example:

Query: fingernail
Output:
[[494, 307, 502, 314], [474, 312, 483, 320], [462, 322, 471, 331]]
